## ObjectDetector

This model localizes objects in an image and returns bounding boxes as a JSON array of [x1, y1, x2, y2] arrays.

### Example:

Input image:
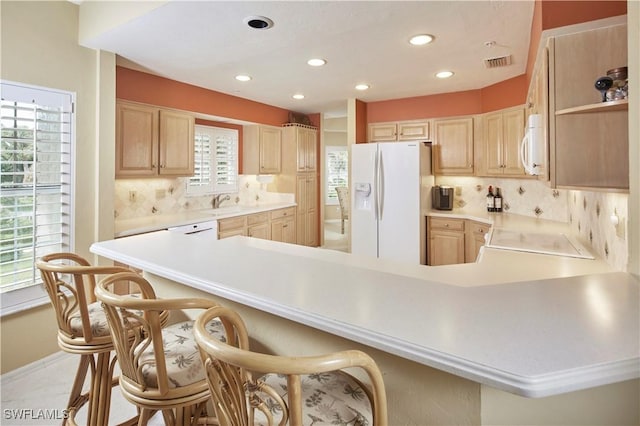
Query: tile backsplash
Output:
[[435, 176, 629, 271], [114, 175, 292, 220]]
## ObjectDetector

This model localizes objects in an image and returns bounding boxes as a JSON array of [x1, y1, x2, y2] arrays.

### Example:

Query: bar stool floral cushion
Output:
[[138, 318, 226, 388], [257, 371, 372, 425]]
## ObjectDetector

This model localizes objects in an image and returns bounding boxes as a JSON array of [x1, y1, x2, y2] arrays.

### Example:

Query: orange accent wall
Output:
[[116, 67, 291, 127], [480, 74, 528, 113], [367, 90, 483, 123], [540, 0, 626, 31]]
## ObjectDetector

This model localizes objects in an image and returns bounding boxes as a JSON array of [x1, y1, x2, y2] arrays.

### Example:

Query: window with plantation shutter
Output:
[[187, 125, 238, 195], [1, 81, 74, 315], [325, 146, 348, 204]]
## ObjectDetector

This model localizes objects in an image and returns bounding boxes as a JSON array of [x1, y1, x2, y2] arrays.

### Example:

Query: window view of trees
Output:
[[1, 94, 71, 293], [326, 147, 348, 204]]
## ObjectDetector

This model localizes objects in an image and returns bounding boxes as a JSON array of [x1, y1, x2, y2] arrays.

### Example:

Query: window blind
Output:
[[188, 125, 238, 195], [1, 83, 73, 295]]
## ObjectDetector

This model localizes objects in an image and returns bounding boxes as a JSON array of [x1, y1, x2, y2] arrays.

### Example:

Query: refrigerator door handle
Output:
[[378, 150, 385, 220], [373, 149, 379, 221]]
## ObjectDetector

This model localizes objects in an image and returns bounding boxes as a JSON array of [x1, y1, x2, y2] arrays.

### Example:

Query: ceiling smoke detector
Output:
[[483, 55, 513, 68], [244, 16, 274, 30]]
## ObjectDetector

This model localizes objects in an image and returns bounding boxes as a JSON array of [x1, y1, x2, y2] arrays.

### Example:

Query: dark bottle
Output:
[[494, 187, 503, 213], [486, 186, 495, 212]]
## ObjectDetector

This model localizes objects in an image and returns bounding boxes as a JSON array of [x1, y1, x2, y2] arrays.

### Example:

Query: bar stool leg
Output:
[[65, 355, 91, 425]]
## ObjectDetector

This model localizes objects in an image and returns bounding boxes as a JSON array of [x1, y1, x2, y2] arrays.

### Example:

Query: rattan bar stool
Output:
[[96, 271, 227, 426], [36, 252, 145, 426], [194, 305, 388, 426]]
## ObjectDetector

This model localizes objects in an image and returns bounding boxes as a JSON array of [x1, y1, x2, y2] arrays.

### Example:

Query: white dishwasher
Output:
[[167, 220, 218, 239]]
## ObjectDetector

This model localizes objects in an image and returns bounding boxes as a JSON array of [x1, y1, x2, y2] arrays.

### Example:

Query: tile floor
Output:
[[1, 351, 163, 425], [322, 219, 348, 252]]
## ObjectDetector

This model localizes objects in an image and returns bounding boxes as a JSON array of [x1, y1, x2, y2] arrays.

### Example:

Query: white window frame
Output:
[[325, 145, 348, 205], [187, 125, 238, 196], [1, 81, 75, 316]]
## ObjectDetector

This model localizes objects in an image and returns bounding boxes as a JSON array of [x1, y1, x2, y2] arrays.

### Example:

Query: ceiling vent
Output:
[[483, 55, 512, 68]]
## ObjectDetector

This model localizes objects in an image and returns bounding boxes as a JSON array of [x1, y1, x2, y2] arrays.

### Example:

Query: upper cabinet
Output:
[[243, 125, 282, 174], [432, 117, 474, 175], [368, 120, 430, 142], [549, 23, 628, 190], [477, 106, 527, 177], [283, 124, 317, 172], [116, 100, 195, 178], [527, 45, 550, 181]]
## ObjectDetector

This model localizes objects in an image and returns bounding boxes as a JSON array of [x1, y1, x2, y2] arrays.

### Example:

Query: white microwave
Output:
[[520, 114, 544, 176]]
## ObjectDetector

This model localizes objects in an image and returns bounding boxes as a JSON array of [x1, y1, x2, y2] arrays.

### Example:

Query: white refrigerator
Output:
[[351, 141, 434, 265]]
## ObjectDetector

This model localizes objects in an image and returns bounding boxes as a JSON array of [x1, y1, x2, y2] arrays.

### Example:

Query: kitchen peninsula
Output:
[[91, 222, 639, 425]]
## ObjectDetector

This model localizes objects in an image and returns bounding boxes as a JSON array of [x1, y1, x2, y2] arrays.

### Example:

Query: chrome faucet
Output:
[[211, 193, 231, 209]]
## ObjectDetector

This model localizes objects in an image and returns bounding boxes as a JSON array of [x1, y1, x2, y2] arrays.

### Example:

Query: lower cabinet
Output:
[[428, 217, 465, 266], [465, 221, 491, 263], [427, 217, 491, 265], [270, 207, 296, 244], [217, 216, 247, 239], [247, 212, 270, 240], [218, 207, 296, 243]]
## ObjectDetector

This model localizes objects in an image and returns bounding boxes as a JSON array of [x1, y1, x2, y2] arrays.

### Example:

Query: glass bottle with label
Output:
[[494, 187, 503, 212], [486, 186, 495, 212]]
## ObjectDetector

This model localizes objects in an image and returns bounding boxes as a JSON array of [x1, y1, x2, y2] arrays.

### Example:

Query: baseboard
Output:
[[1, 351, 69, 381]]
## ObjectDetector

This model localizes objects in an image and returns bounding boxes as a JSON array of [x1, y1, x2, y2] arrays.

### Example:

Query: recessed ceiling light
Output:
[[355, 84, 370, 91], [244, 16, 274, 30], [292, 94, 305, 100], [435, 71, 454, 79], [235, 75, 252, 82], [307, 58, 327, 67], [409, 34, 434, 46]]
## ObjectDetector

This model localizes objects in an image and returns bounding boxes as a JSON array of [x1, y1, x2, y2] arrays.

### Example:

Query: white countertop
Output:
[[91, 227, 639, 398], [114, 202, 297, 237]]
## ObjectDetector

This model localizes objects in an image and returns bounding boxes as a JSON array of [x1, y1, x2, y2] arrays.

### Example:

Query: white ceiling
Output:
[[80, 1, 535, 117]]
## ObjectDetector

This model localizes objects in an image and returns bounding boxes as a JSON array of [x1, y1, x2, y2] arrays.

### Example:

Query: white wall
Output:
[[0, 1, 115, 372]]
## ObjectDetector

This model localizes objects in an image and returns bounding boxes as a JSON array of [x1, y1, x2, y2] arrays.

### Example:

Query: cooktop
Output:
[[486, 228, 595, 259]]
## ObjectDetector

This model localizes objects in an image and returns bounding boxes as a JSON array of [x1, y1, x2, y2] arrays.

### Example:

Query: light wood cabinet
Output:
[[243, 125, 282, 174], [465, 221, 491, 263], [270, 207, 296, 244], [116, 100, 194, 178], [527, 45, 550, 181], [432, 117, 474, 175], [427, 217, 491, 265], [291, 125, 317, 172], [427, 217, 465, 266], [296, 174, 318, 247], [217, 208, 296, 242], [217, 216, 247, 239], [549, 23, 628, 190], [479, 107, 526, 177], [247, 212, 270, 240], [280, 124, 319, 247], [368, 120, 430, 142]]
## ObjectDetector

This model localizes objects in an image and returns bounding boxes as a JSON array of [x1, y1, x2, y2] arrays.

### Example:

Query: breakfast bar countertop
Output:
[[91, 230, 639, 399]]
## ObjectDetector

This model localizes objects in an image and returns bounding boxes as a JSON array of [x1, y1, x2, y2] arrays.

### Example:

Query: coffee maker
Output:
[[432, 185, 454, 210]]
